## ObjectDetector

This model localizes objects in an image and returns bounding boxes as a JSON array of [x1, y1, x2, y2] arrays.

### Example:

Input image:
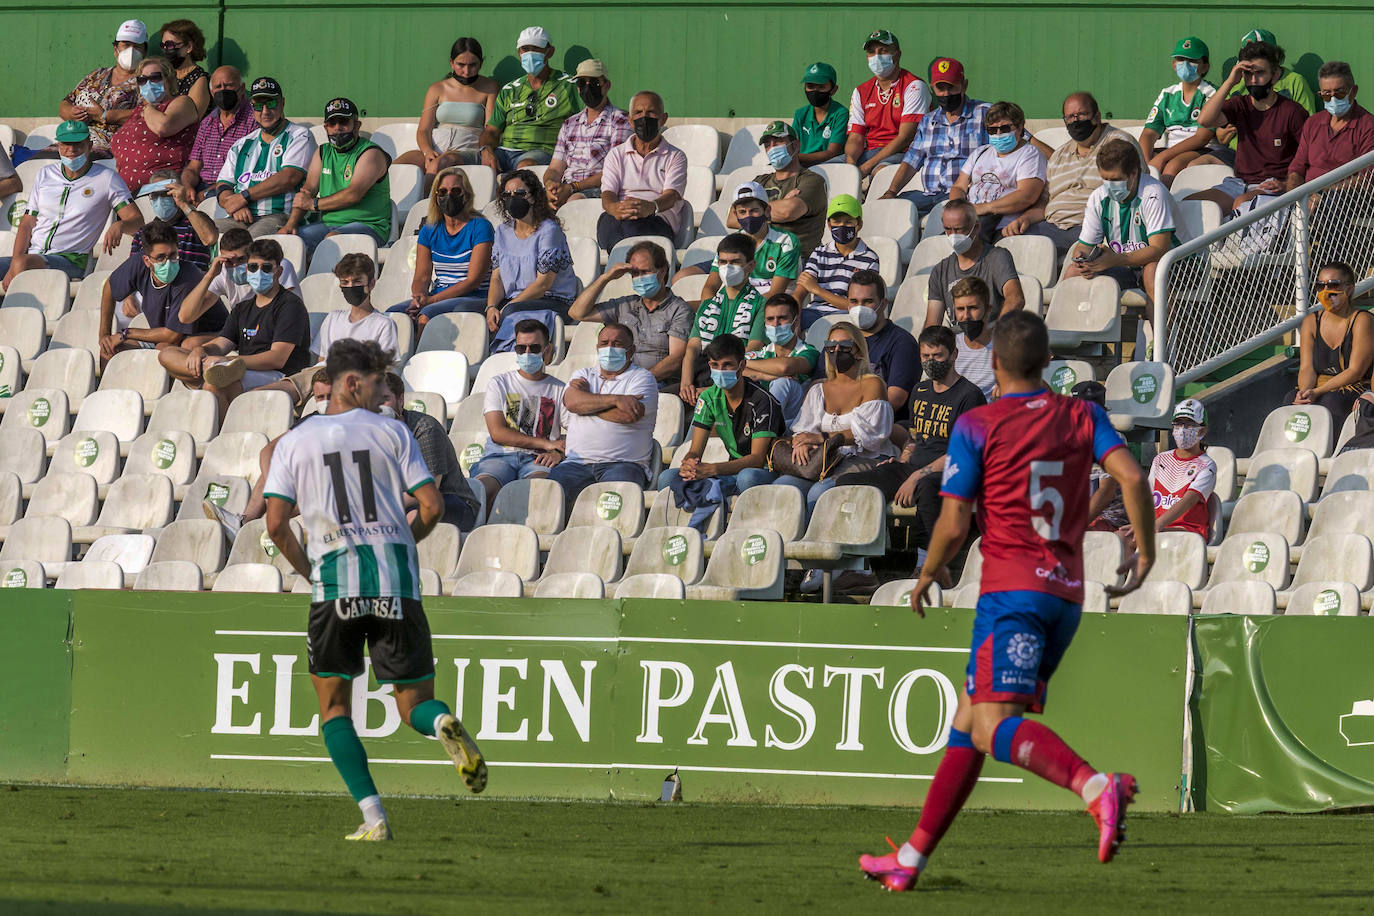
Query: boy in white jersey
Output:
[[264, 339, 486, 840]]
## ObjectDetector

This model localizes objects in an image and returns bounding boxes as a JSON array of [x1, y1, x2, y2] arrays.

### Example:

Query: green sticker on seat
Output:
[[1050, 366, 1076, 394], [74, 436, 99, 467], [898, 590, 912, 606], [741, 533, 768, 566], [406, 398, 427, 414], [1284, 412, 1311, 442], [1244, 541, 1270, 573], [1314, 588, 1342, 616], [27, 397, 51, 427], [8, 199, 24, 227], [662, 534, 688, 566], [153, 438, 177, 469], [0, 384, 11, 399], [206, 482, 230, 507], [597, 491, 623, 519], [2, 567, 26, 587], [259, 529, 280, 558], [1131, 375, 1157, 404], [460, 443, 483, 472]]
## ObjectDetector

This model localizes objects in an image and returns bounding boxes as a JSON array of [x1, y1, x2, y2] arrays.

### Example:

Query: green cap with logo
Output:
[[760, 120, 797, 141], [1240, 28, 1277, 48], [864, 29, 899, 50], [55, 120, 90, 143], [1172, 36, 1209, 60], [827, 193, 862, 220], [802, 62, 837, 86]]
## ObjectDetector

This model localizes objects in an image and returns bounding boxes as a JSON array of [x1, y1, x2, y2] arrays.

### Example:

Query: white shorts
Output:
[[243, 369, 284, 390]]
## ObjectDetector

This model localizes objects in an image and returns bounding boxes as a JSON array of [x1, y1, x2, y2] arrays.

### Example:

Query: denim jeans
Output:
[[655, 466, 776, 497], [547, 460, 647, 504], [386, 294, 490, 321], [765, 377, 805, 429], [495, 148, 553, 171], [297, 220, 386, 256], [895, 189, 949, 219]]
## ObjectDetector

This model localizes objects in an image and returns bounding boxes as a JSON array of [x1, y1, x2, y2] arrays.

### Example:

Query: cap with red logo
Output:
[[929, 57, 965, 86]]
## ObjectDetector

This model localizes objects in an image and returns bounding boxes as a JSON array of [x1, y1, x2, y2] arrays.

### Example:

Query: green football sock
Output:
[[409, 699, 452, 737], [322, 715, 378, 803]]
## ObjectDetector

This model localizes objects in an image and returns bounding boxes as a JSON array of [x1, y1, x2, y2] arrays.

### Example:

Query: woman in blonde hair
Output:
[[390, 165, 494, 328], [109, 55, 199, 193]]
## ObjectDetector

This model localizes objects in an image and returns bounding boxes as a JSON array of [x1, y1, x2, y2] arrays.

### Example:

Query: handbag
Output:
[[767, 434, 845, 480]]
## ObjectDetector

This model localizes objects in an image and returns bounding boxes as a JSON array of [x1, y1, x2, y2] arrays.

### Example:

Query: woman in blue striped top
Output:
[[391, 166, 494, 330]]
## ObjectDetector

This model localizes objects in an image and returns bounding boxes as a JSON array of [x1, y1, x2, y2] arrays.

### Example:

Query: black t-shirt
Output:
[[691, 378, 785, 459], [108, 256, 225, 336], [218, 287, 312, 375], [864, 321, 921, 422], [907, 376, 986, 466]]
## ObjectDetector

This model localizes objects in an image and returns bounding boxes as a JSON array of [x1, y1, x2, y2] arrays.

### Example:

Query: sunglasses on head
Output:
[[136, 73, 164, 85], [512, 343, 545, 354], [245, 261, 276, 272], [251, 98, 280, 111], [986, 123, 1017, 135]]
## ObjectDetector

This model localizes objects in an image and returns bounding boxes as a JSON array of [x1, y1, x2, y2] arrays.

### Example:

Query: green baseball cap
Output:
[[760, 120, 798, 141], [1173, 36, 1209, 60], [864, 29, 899, 50], [54, 120, 90, 143], [1240, 28, 1277, 47], [802, 62, 837, 86], [827, 194, 862, 220]]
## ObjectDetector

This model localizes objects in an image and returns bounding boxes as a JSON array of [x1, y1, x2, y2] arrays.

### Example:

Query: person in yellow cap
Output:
[[796, 193, 879, 330], [743, 120, 828, 260], [1138, 36, 1219, 187]]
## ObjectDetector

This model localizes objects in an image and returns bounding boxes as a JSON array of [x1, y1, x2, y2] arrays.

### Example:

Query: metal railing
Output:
[[1153, 148, 1374, 384]]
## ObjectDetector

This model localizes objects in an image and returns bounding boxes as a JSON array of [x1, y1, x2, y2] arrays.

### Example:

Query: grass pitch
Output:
[[1, 787, 1370, 914]]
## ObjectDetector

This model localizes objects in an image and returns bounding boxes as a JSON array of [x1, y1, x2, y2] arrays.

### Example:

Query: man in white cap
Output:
[[478, 26, 581, 173], [57, 19, 149, 153], [543, 59, 631, 209]]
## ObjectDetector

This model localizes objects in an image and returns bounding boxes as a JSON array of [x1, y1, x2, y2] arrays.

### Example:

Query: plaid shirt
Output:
[[551, 104, 633, 184], [900, 98, 990, 195], [187, 97, 256, 187]]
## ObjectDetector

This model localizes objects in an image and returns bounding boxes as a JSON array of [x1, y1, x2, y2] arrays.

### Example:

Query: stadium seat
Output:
[[641, 486, 724, 540], [0, 427, 47, 487], [952, 537, 983, 592], [727, 485, 805, 542], [403, 351, 470, 412], [1117, 579, 1195, 615], [1287, 533, 1373, 592], [123, 430, 196, 486], [99, 349, 170, 409], [939, 583, 980, 609], [995, 235, 1057, 289], [221, 390, 292, 441], [200, 431, 269, 482], [862, 198, 919, 259], [218, 517, 306, 586], [1102, 361, 1175, 431], [299, 273, 346, 314], [1238, 446, 1320, 502], [863, 163, 904, 203], [48, 309, 107, 363], [51, 430, 120, 487], [697, 200, 732, 238], [417, 567, 443, 596], [529, 526, 622, 595], [0, 307, 47, 370], [70, 388, 143, 451], [1152, 531, 1209, 589], [867, 235, 902, 289], [871, 578, 943, 609], [0, 558, 45, 588], [487, 478, 567, 540], [148, 389, 219, 453], [134, 560, 204, 591], [55, 560, 123, 590], [0, 516, 73, 570], [1226, 489, 1305, 547], [889, 281, 925, 332], [1084, 531, 1125, 586], [388, 163, 424, 218], [471, 351, 517, 396], [149, 519, 226, 576], [390, 313, 416, 361], [26, 471, 98, 527], [686, 527, 784, 601], [70, 270, 113, 311], [85, 532, 155, 578], [452, 523, 539, 584], [620, 526, 704, 585], [652, 393, 685, 449], [308, 235, 377, 278], [667, 437, 729, 472], [614, 572, 687, 599], [557, 197, 603, 243], [1169, 163, 1236, 197], [2, 388, 70, 448], [682, 165, 715, 227], [1204, 532, 1291, 594], [0, 470, 20, 532], [456, 165, 497, 210], [921, 201, 948, 240], [415, 311, 489, 368], [1, 268, 70, 331], [718, 125, 770, 186], [399, 198, 430, 239], [415, 522, 461, 582], [177, 473, 250, 521], [1083, 580, 1110, 614], [904, 235, 954, 283], [568, 235, 601, 288], [565, 481, 646, 541], [664, 124, 722, 173], [804, 313, 846, 349], [1320, 449, 1374, 499], [27, 349, 94, 413], [0, 343, 24, 401], [1239, 405, 1334, 473], [1042, 360, 1094, 395], [212, 563, 284, 593], [1200, 580, 1278, 615], [811, 162, 862, 201], [258, 234, 308, 278], [785, 486, 886, 599], [607, 236, 680, 272], [1044, 276, 1121, 349], [1209, 446, 1238, 503], [1284, 580, 1363, 616], [1301, 491, 1374, 549], [530, 570, 604, 598], [449, 570, 524, 597]]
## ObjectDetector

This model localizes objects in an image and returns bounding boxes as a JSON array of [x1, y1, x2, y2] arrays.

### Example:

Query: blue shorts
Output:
[[966, 590, 1081, 713], [470, 451, 545, 486]]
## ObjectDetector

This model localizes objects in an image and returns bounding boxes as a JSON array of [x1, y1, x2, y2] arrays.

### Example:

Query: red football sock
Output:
[[994, 717, 1097, 795], [909, 730, 984, 857]]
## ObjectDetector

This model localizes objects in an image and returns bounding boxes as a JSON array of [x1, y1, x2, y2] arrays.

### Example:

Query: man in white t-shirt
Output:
[[470, 318, 568, 507], [178, 226, 300, 348], [948, 101, 1047, 241], [950, 276, 996, 399], [549, 322, 659, 502]]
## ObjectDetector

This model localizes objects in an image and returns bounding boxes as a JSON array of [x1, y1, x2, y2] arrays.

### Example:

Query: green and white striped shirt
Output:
[[215, 121, 315, 216], [264, 409, 433, 602]]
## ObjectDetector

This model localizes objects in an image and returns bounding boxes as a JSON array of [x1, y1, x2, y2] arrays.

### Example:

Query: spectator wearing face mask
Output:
[[1286, 61, 1374, 190], [156, 18, 210, 115], [394, 37, 499, 194], [1138, 36, 1219, 187], [177, 226, 301, 349], [948, 101, 1047, 242], [796, 194, 880, 328], [949, 277, 996, 399], [880, 57, 990, 218], [792, 62, 848, 166], [109, 55, 200, 194], [748, 121, 828, 260], [742, 293, 818, 426], [680, 233, 769, 405], [282, 97, 392, 254], [844, 29, 930, 178], [180, 65, 254, 200], [847, 269, 919, 421], [1214, 29, 1316, 154], [1072, 380, 1133, 534], [389, 167, 493, 327], [129, 169, 217, 271], [924, 199, 1024, 329], [543, 59, 632, 209], [478, 26, 582, 173], [1121, 398, 1216, 549], [596, 91, 686, 252], [682, 182, 800, 301], [57, 19, 147, 157]]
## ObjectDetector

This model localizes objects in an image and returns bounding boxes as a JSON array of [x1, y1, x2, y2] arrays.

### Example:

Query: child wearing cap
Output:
[[1138, 37, 1220, 185], [796, 194, 879, 329], [1122, 398, 1216, 548], [793, 62, 848, 167]]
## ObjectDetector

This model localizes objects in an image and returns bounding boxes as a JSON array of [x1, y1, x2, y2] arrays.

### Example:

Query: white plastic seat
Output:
[[1043, 359, 1095, 394], [729, 485, 806, 542], [663, 124, 722, 173], [1082, 580, 1110, 614], [1205, 533, 1291, 592], [1284, 580, 1362, 616], [51, 430, 120, 487], [449, 570, 523, 597], [1153, 531, 1209, 589], [0, 559, 45, 588], [1209, 446, 1238, 503], [0, 516, 72, 568], [811, 162, 862, 202], [565, 481, 646, 541], [697, 199, 732, 238], [1, 388, 69, 446], [1239, 405, 1334, 472], [686, 527, 784, 601], [0, 470, 20, 531], [532, 571, 604, 598], [298, 274, 345, 314], [786, 485, 886, 577], [470, 351, 517, 396], [717, 125, 770, 186], [0, 343, 24, 401], [861, 199, 919, 257], [148, 389, 219, 451], [1084, 531, 1125, 587], [1117, 580, 1194, 615], [1169, 163, 1236, 197], [416, 522, 461, 581], [995, 235, 1057, 289], [1102, 361, 1175, 431], [1, 268, 70, 331], [871, 578, 944, 609], [212, 563, 284, 593], [863, 163, 905, 203], [307, 235, 377, 278], [72, 472, 171, 542], [487, 478, 567, 539], [1200, 580, 1277, 615], [49, 309, 107, 362], [123, 430, 196, 486], [642, 486, 724, 540], [402, 351, 470, 411], [99, 349, 170, 409], [621, 526, 705, 584], [1320, 449, 1374, 499], [256, 233, 307, 278], [72, 269, 113, 311], [418, 567, 443, 596], [220, 517, 306, 583], [27, 349, 94, 412], [133, 560, 203, 591], [370, 123, 421, 159], [1238, 447, 1319, 502], [556, 198, 603, 243], [221, 390, 292, 441], [940, 583, 980, 608], [529, 526, 622, 596], [55, 560, 124, 590], [568, 235, 600, 288], [388, 163, 424, 219], [400, 197, 431, 239], [176, 473, 250, 521], [1288, 533, 1373, 592], [0, 297, 46, 371], [608, 236, 680, 272], [1225, 490, 1305, 547], [85, 533, 155, 577], [614, 572, 687, 599], [867, 235, 902, 289], [455, 165, 496, 210], [72, 389, 144, 449], [452, 523, 539, 583], [903, 235, 954, 283], [667, 437, 730, 472], [649, 393, 686, 449], [149, 518, 226, 576], [200, 431, 269, 482], [1044, 276, 1121, 348], [0, 427, 46, 486], [26, 471, 98, 527], [682, 165, 716, 227]]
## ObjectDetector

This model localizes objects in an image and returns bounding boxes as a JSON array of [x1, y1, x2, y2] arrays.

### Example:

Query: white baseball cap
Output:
[[1173, 398, 1207, 424], [733, 181, 769, 206], [517, 26, 551, 49], [116, 19, 148, 44]]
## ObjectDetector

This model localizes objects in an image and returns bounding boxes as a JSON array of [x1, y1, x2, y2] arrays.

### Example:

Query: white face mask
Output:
[[719, 263, 748, 289], [849, 305, 878, 330], [117, 46, 143, 70], [1172, 424, 1204, 450], [947, 233, 975, 255]]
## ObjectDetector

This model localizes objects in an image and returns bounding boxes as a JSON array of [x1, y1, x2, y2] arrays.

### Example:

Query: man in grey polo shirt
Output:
[[568, 238, 692, 389]]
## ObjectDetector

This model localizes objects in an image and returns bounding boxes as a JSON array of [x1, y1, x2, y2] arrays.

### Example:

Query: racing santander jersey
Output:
[[941, 389, 1126, 601]]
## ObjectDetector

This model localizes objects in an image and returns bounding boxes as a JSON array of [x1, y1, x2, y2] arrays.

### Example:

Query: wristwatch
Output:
[[242, 187, 253, 205]]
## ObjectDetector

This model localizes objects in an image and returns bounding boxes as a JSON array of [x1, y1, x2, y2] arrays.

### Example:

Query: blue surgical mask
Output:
[[60, 153, 88, 172], [710, 368, 739, 389], [246, 268, 275, 294], [868, 54, 894, 79], [151, 196, 178, 221], [597, 346, 628, 372], [1174, 60, 1199, 83], [1326, 95, 1353, 118], [229, 264, 248, 285], [520, 51, 546, 75], [989, 133, 1018, 154], [766, 144, 793, 169], [765, 323, 795, 345], [140, 81, 166, 104], [1103, 179, 1132, 202], [631, 273, 662, 298], [516, 351, 545, 374]]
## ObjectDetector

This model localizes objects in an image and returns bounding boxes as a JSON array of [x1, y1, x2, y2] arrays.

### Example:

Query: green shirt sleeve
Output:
[[745, 296, 767, 343], [488, 87, 510, 129], [775, 232, 801, 280], [1143, 88, 1168, 133]]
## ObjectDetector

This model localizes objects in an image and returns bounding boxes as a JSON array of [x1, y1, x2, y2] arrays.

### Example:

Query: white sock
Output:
[[896, 842, 928, 871], [359, 794, 387, 826], [433, 712, 450, 737], [1080, 772, 1109, 805]]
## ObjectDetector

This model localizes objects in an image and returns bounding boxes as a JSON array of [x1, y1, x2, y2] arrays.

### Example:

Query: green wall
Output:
[[6, 2, 1373, 124]]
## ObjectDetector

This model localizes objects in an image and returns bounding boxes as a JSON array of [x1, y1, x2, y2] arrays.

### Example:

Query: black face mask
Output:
[[831, 350, 857, 374], [739, 214, 767, 235], [830, 224, 857, 245], [441, 192, 466, 217], [936, 92, 965, 113], [922, 357, 954, 380], [1065, 119, 1097, 142], [328, 131, 358, 151], [506, 196, 532, 221], [577, 81, 604, 108], [805, 89, 833, 108], [633, 116, 660, 142], [1248, 81, 1273, 101], [341, 286, 368, 306], [450, 71, 479, 85], [213, 89, 239, 112], [958, 318, 985, 340], [163, 45, 186, 67]]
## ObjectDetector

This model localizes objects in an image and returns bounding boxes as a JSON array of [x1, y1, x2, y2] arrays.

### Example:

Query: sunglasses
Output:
[[136, 73, 164, 86], [986, 123, 1017, 135], [512, 344, 545, 354], [251, 98, 280, 111], [1318, 88, 1353, 101], [1315, 280, 1347, 289], [245, 261, 277, 272], [502, 188, 531, 199], [823, 341, 857, 352]]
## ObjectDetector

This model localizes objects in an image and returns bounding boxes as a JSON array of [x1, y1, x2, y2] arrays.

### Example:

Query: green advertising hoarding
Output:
[[0, 590, 72, 781], [60, 592, 1186, 811]]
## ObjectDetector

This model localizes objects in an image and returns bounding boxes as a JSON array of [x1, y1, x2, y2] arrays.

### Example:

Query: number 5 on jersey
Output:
[[1029, 460, 1065, 541]]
